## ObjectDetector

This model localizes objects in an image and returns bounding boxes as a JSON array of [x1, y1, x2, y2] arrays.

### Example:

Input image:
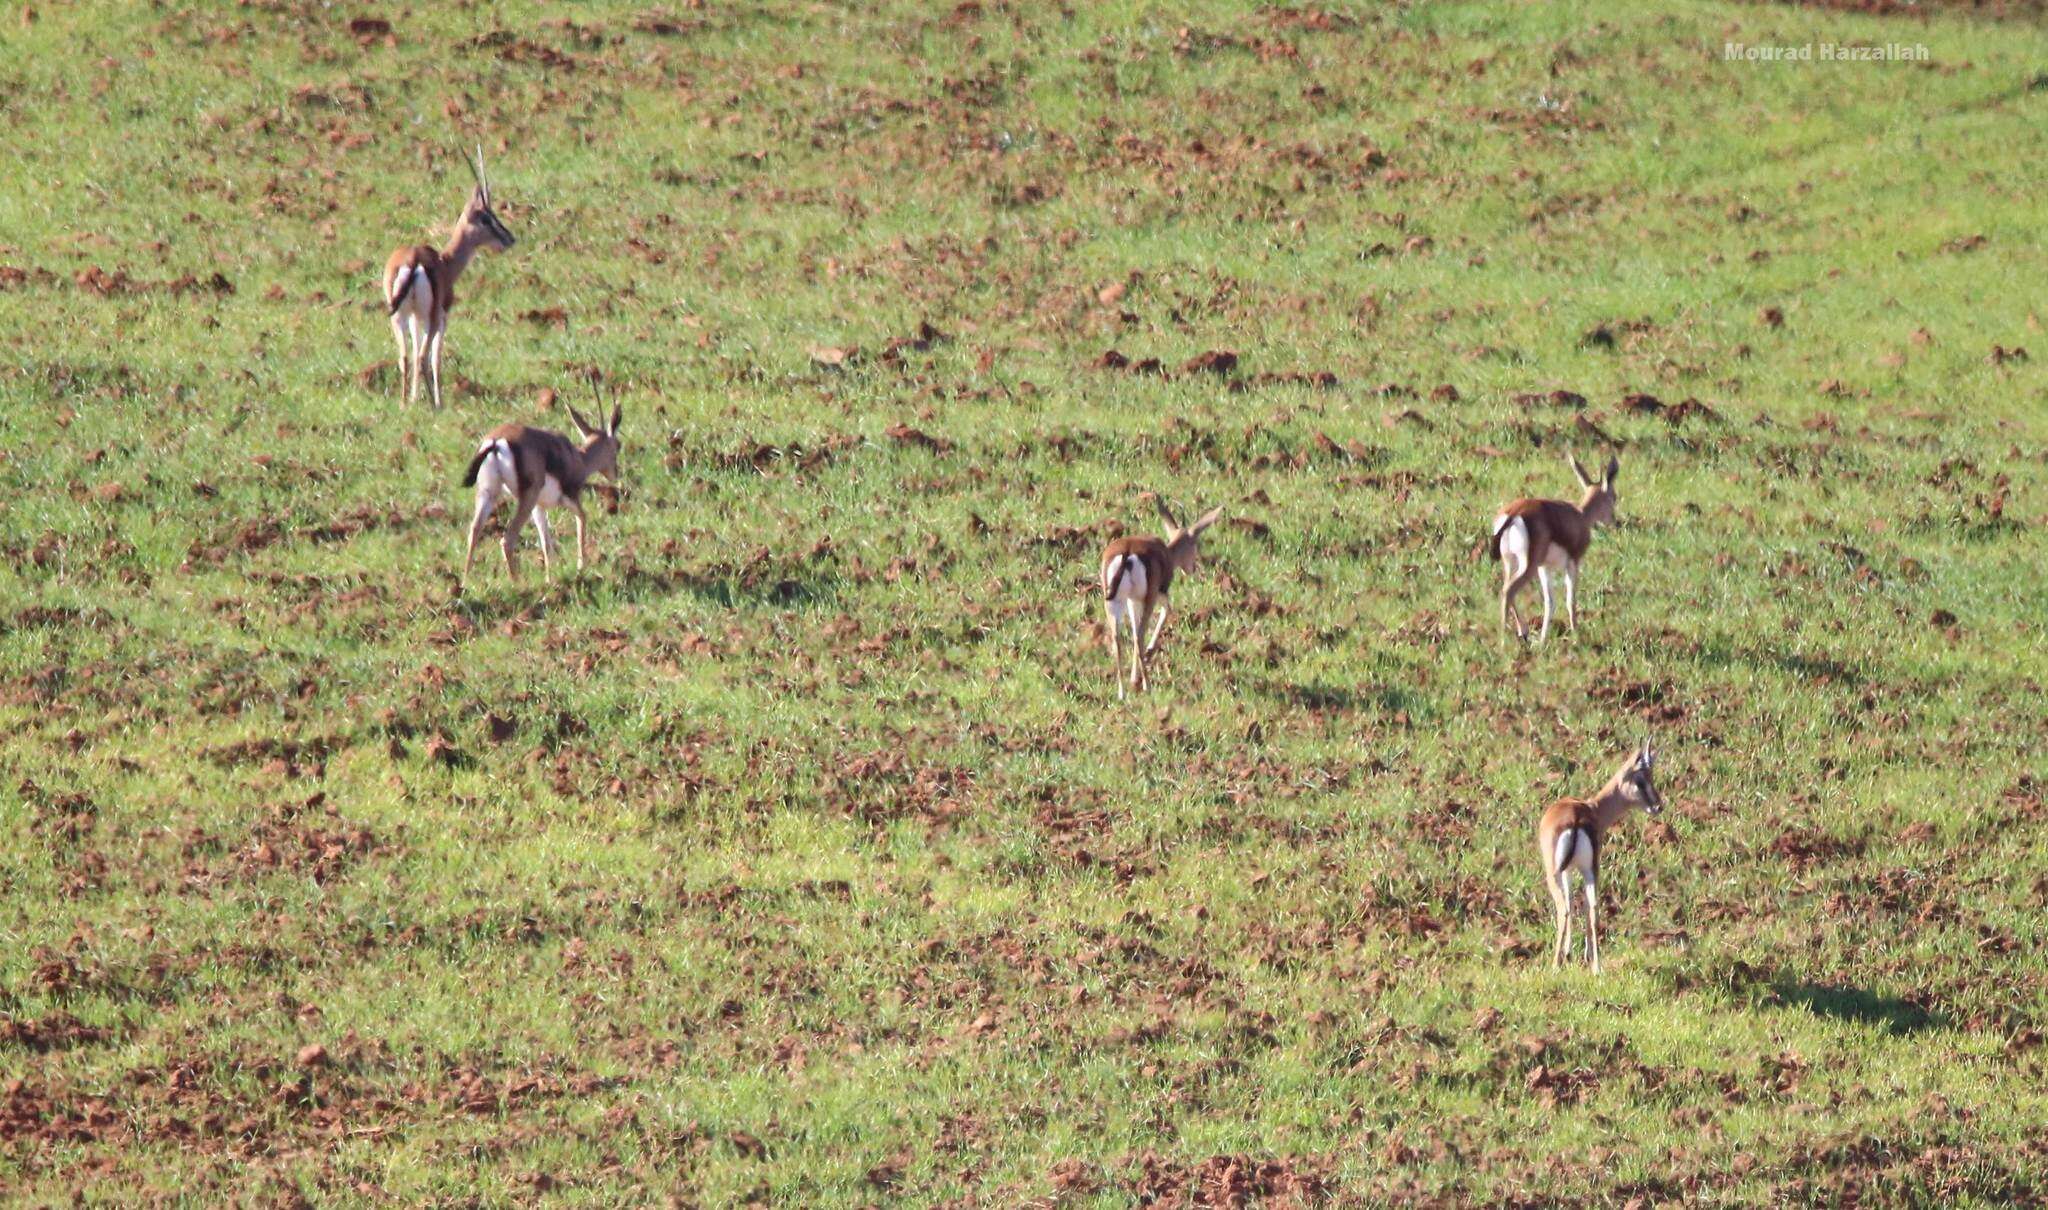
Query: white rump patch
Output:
[[391, 268, 431, 324], [474, 440, 518, 498], [1494, 514, 1529, 573], [1554, 827, 1594, 878], [1103, 555, 1149, 627], [1105, 554, 1148, 602]]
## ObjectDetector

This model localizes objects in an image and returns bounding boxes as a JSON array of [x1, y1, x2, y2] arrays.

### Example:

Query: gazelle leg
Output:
[[1536, 568, 1554, 643], [1502, 565, 1536, 639], [390, 314, 408, 403], [569, 501, 590, 573], [462, 489, 499, 587], [1584, 875, 1601, 973], [1563, 561, 1579, 633], [1548, 870, 1571, 969], [1551, 874, 1566, 968], [502, 492, 537, 581], [1142, 598, 1171, 657], [1129, 601, 1148, 693], [427, 325, 445, 410], [1106, 603, 1126, 701], [531, 507, 558, 578], [407, 318, 425, 405]]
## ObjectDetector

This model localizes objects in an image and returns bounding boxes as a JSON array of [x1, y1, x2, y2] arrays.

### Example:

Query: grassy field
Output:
[[2, 0, 2046, 1203]]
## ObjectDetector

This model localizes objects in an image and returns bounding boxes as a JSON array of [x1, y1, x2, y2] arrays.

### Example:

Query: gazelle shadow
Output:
[[1770, 980, 1941, 1037], [1255, 679, 1424, 717], [1694, 638, 1869, 689], [662, 566, 837, 610], [447, 563, 839, 614]]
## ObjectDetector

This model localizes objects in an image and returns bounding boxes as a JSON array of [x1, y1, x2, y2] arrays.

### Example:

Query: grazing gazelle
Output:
[[459, 378, 621, 586], [1538, 742, 1662, 973], [382, 145, 517, 409], [1490, 452, 1618, 642], [1098, 498, 1222, 699]]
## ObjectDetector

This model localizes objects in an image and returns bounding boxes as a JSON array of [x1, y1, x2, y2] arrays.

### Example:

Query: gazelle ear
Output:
[[1188, 506, 1223, 535], [1153, 496, 1181, 530], [1639, 740, 1655, 766], [1603, 455, 1619, 489], [474, 143, 490, 204], [1568, 452, 1594, 487], [565, 404, 597, 437], [608, 401, 623, 436]]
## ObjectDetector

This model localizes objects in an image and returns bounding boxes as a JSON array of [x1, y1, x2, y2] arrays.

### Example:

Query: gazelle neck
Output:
[[439, 222, 492, 283], [560, 440, 598, 493], [1589, 772, 1635, 829]]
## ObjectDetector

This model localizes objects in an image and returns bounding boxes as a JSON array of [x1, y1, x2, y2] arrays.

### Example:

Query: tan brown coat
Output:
[[462, 424, 606, 506], [1492, 497, 1594, 568], [383, 244, 455, 329], [1100, 535, 1175, 605]]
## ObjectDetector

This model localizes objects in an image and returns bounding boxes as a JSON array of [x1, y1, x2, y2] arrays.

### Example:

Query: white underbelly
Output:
[[535, 475, 564, 507]]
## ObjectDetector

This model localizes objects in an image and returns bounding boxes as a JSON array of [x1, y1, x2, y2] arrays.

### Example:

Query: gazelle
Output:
[[459, 377, 621, 586], [1490, 452, 1618, 642], [382, 146, 516, 409], [1098, 498, 1222, 699], [1537, 742, 1662, 973]]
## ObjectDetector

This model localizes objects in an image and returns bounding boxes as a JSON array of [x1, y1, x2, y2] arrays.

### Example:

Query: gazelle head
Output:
[[458, 145, 516, 252], [566, 377, 623, 480], [1155, 498, 1224, 575], [1614, 741, 1662, 814], [1569, 451, 1618, 527]]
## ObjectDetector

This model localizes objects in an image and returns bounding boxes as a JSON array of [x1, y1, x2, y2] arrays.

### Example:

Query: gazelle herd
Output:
[[383, 150, 1668, 974]]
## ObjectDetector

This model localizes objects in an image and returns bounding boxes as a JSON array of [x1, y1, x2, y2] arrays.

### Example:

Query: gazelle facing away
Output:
[[460, 379, 621, 587], [383, 146, 516, 409], [1537, 742, 1662, 973], [1490, 452, 1618, 642], [1098, 498, 1222, 699]]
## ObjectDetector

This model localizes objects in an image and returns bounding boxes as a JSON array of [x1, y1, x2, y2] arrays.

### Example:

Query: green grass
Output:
[[2, 0, 2045, 1203]]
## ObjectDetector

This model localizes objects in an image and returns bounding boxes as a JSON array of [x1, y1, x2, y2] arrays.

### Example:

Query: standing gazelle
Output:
[[1490, 452, 1618, 642], [1537, 742, 1662, 973], [1098, 498, 1222, 699], [382, 146, 517, 409], [459, 377, 622, 587]]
